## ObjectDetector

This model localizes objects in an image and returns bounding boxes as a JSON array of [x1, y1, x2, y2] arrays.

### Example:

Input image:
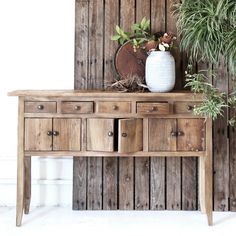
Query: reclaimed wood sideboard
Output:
[[8, 90, 212, 226]]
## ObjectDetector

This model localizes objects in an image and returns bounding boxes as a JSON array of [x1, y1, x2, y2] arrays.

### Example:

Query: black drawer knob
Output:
[[53, 131, 59, 136], [171, 131, 178, 137], [122, 132, 127, 137], [74, 105, 81, 110], [37, 105, 44, 110], [108, 131, 113, 137], [187, 105, 194, 111], [112, 105, 118, 110], [47, 131, 53, 136]]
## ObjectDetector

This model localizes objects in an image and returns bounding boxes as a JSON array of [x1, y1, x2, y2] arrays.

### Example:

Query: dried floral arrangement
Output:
[[111, 17, 176, 52], [106, 75, 147, 93]]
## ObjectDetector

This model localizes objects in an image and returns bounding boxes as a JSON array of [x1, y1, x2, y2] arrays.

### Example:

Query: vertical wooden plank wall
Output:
[[74, 0, 236, 212]]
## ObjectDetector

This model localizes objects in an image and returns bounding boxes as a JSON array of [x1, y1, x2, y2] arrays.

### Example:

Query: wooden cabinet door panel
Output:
[[25, 118, 52, 151], [53, 119, 81, 151], [177, 119, 205, 151], [118, 118, 143, 153], [87, 119, 114, 152], [149, 119, 176, 151]]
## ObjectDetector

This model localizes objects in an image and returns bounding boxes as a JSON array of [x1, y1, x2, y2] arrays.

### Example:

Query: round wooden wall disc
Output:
[[115, 42, 148, 79]]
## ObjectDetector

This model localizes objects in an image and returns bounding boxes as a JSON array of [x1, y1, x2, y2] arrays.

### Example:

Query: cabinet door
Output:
[[177, 119, 205, 151], [53, 119, 81, 151], [25, 118, 52, 151], [148, 118, 176, 151], [118, 118, 143, 153], [87, 119, 114, 152]]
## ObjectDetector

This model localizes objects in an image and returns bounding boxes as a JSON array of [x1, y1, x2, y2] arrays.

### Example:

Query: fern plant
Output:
[[174, 0, 236, 124]]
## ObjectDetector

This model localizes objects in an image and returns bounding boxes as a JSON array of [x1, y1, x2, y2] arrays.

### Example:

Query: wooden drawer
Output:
[[25, 101, 57, 113], [61, 101, 93, 114], [97, 101, 131, 113], [174, 102, 200, 114], [136, 102, 170, 114]]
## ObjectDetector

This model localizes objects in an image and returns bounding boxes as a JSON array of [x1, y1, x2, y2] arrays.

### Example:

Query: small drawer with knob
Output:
[[24, 101, 57, 113], [61, 101, 93, 114], [174, 102, 200, 114], [97, 101, 131, 114], [136, 102, 170, 115]]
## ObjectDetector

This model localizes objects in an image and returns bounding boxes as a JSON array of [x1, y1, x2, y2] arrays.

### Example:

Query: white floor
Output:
[[1, 207, 236, 236]]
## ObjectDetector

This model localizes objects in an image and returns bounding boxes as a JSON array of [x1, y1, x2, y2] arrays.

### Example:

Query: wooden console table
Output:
[[8, 90, 212, 226]]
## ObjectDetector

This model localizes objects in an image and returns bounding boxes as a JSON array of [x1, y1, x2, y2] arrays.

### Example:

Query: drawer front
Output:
[[25, 102, 57, 113], [137, 102, 170, 114], [61, 101, 93, 114], [174, 102, 200, 114], [97, 101, 131, 113]]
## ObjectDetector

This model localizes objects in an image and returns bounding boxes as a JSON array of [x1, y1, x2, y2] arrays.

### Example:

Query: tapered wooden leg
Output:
[[199, 157, 206, 213], [16, 97, 25, 227], [24, 156, 31, 214], [205, 119, 213, 226]]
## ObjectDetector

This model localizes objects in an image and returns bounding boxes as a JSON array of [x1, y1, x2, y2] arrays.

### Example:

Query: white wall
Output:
[[0, 0, 75, 206]]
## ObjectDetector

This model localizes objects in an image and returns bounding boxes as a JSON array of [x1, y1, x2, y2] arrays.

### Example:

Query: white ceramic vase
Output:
[[145, 51, 175, 92]]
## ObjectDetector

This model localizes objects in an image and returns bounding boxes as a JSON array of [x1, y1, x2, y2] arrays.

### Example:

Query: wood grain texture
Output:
[[73, 157, 87, 210], [25, 101, 57, 113], [213, 56, 229, 211], [229, 71, 236, 211], [86, 0, 104, 210], [25, 118, 52, 151], [150, 157, 165, 210], [177, 119, 205, 151], [74, 0, 89, 89], [87, 118, 114, 152], [118, 0, 135, 211], [103, 0, 119, 211], [150, 0, 166, 212], [182, 157, 197, 210], [118, 119, 143, 153], [73, 0, 90, 210], [24, 156, 31, 214], [119, 157, 134, 209], [97, 101, 131, 114], [149, 118, 176, 151], [53, 119, 81, 151], [61, 101, 93, 114], [87, 157, 103, 209], [16, 97, 25, 226], [166, 157, 181, 210], [135, 157, 149, 210], [103, 157, 118, 209], [137, 102, 170, 115]]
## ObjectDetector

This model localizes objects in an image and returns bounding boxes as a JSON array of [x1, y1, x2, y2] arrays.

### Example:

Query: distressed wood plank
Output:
[[87, 157, 103, 209], [134, 0, 151, 211], [213, 56, 229, 211], [119, 0, 135, 210], [166, 156, 181, 210], [150, 0, 166, 211], [182, 157, 197, 210], [73, 0, 89, 210], [86, 0, 104, 210], [135, 157, 149, 210], [73, 157, 87, 210], [150, 157, 165, 210]]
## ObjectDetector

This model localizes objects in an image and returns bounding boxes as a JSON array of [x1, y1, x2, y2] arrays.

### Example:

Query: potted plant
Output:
[[111, 17, 177, 92], [174, 0, 236, 124]]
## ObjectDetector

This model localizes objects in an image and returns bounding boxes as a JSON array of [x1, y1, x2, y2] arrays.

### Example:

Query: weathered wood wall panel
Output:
[[74, 0, 236, 212]]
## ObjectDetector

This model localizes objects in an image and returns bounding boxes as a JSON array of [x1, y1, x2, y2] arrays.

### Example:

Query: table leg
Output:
[[199, 157, 206, 214], [24, 156, 31, 214], [16, 97, 24, 227]]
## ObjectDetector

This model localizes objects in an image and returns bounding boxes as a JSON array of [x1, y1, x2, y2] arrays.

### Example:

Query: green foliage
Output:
[[185, 69, 227, 120], [174, 0, 236, 74], [111, 17, 152, 50]]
